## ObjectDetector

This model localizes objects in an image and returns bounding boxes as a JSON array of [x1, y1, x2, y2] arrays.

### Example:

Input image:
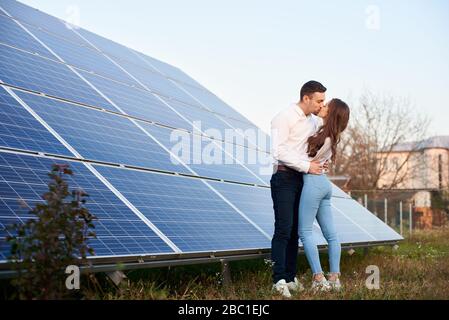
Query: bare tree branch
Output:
[[331, 89, 430, 190]]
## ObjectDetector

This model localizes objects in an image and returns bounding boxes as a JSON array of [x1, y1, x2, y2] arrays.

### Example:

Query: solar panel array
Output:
[[0, 0, 402, 265]]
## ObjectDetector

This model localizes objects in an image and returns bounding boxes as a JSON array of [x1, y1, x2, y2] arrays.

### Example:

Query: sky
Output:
[[20, 0, 449, 136]]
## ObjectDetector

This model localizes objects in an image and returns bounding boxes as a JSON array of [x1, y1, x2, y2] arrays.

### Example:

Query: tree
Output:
[[6, 164, 96, 300], [330, 90, 430, 190]]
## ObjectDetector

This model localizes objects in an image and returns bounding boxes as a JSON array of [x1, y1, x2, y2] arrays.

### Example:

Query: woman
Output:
[[298, 98, 350, 291]]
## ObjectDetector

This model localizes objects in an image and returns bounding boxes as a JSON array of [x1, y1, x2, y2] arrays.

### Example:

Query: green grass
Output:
[[2, 226, 449, 300]]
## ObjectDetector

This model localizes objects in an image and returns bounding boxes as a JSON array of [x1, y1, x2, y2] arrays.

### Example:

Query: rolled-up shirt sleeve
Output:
[[271, 112, 310, 173]]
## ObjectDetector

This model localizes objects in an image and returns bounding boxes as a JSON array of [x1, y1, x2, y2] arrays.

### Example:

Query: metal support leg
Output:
[[220, 259, 232, 288]]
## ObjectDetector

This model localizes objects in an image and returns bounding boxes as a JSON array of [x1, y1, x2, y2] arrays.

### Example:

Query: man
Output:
[[270, 80, 327, 298]]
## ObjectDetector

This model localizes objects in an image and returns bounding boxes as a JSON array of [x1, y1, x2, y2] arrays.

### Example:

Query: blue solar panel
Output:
[[113, 59, 202, 107], [77, 25, 208, 100], [209, 181, 402, 245], [0, 2, 269, 153], [331, 184, 352, 199], [235, 151, 272, 185], [95, 165, 270, 252], [0, 0, 88, 46], [0, 14, 53, 59], [0, 44, 113, 110], [0, 86, 72, 155], [209, 182, 275, 236], [33, 16, 206, 91], [0, 0, 402, 268], [11, 87, 270, 184], [330, 197, 403, 242], [13, 89, 192, 175], [157, 98, 267, 150], [134, 50, 205, 89], [75, 27, 162, 71], [79, 71, 193, 130], [219, 116, 271, 151], [179, 83, 254, 125], [0, 152, 174, 261], [159, 99, 232, 131], [140, 122, 268, 184], [24, 23, 142, 88]]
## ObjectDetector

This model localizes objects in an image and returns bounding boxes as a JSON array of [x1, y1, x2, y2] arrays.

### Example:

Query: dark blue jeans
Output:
[[270, 170, 303, 284]]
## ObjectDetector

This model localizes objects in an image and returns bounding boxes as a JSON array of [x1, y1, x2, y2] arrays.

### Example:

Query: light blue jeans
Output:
[[298, 174, 341, 275]]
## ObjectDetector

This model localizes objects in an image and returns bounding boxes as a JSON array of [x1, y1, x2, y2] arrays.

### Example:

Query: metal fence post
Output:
[[409, 203, 413, 235], [399, 201, 403, 236], [364, 194, 368, 209], [384, 198, 388, 224]]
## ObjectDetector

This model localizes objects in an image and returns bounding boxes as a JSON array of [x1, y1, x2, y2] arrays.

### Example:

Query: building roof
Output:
[[384, 136, 449, 152]]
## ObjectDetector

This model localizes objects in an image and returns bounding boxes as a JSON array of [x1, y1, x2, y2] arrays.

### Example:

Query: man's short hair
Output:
[[300, 80, 327, 101]]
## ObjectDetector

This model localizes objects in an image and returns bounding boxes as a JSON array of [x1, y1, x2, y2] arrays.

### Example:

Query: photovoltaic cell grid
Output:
[[11, 88, 269, 184], [0, 13, 53, 59], [0, 1, 260, 130], [0, 1, 89, 46], [0, 43, 114, 110], [0, 152, 174, 261], [0, 86, 72, 156], [12, 89, 193, 175], [0, 22, 264, 151], [0, 0, 402, 264], [26, 24, 143, 88], [0, 2, 269, 156], [94, 165, 270, 252]]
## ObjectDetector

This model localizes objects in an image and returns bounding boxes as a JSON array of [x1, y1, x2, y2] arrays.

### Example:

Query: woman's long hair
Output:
[[307, 98, 350, 162]]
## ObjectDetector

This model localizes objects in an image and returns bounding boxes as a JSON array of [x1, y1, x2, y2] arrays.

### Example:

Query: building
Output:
[[377, 136, 449, 190], [376, 136, 449, 228]]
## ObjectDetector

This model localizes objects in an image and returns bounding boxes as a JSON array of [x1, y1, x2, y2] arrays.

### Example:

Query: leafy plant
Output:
[[6, 164, 96, 299]]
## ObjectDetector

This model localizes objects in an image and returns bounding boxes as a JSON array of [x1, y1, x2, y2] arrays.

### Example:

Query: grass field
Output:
[[2, 226, 449, 300]]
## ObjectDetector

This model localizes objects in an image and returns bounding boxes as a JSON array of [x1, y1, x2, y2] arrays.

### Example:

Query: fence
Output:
[[348, 190, 448, 236]]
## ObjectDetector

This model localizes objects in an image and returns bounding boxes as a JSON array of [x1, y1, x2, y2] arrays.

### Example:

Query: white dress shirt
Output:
[[271, 103, 323, 173]]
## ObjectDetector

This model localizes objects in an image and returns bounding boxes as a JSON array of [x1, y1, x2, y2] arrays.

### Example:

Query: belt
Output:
[[275, 164, 297, 173]]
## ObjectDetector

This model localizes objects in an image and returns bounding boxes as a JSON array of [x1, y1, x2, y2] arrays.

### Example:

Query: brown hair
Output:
[[300, 80, 327, 101], [307, 98, 350, 162]]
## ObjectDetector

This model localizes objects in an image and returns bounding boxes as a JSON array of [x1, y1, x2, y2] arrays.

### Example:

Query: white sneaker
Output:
[[328, 278, 342, 291], [311, 278, 331, 292], [286, 277, 305, 292], [272, 279, 292, 298]]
